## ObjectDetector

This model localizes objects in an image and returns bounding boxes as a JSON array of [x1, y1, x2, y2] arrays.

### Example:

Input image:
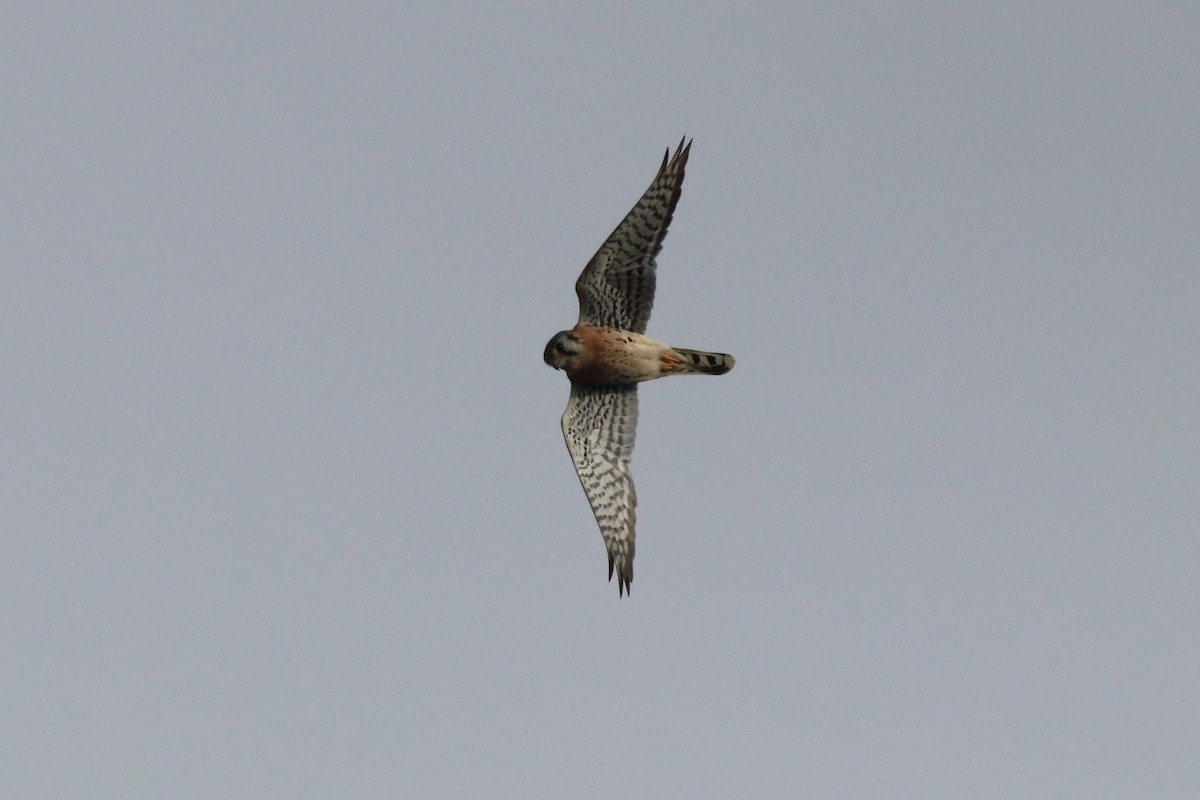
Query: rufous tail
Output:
[[669, 348, 735, 375]]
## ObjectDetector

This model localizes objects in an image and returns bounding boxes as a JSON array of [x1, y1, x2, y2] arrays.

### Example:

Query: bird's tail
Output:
[[668, 347, 735, 375]]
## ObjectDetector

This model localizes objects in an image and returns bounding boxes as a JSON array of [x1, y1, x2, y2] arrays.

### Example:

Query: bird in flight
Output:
[[543, 138, 735, 596]]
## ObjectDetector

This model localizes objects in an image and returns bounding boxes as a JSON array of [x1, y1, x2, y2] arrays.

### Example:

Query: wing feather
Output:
[[560, 383, 639, 595], [574, 138, 691, 334]]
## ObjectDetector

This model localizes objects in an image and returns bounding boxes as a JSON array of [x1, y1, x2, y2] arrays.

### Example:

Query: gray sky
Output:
[[4, 3, 1198, 798]]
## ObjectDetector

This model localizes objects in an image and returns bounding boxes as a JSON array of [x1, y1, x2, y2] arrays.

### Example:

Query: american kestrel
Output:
[[544, 138, 735, 596]]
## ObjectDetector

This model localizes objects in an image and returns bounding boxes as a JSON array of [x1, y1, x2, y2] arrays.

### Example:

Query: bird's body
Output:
[[545, 324, 733, 386], [544, 138, 734, 595]]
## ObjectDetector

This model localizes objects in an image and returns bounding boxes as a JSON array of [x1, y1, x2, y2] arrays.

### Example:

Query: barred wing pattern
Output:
[[574, 138, 691, 334], [561, 383, 639, 595]]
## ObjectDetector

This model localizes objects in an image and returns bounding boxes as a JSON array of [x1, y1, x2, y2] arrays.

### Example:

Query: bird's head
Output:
[[543, 330, 583, 371]]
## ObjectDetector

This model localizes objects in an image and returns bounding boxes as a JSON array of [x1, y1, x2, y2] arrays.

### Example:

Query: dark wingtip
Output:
[[617, 568, 631, 597], [659, 136, 691, 176], [677, 136, 692, 164], [607, 553, 633, 597]]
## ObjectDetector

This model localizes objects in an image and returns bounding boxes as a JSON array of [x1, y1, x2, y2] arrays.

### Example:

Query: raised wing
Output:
[[575, 138, 691, 334], [560, 383, 639, 595]]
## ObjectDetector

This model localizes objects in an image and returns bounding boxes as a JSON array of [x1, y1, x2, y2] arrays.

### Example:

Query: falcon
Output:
[[543, 138, 735, 595]]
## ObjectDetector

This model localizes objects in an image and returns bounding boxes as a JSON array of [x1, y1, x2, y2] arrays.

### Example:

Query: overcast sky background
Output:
[[4, 3, 1198, 798]]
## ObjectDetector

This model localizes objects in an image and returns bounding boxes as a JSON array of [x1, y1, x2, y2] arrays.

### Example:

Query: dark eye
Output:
[[554, 342, 566, 353]]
